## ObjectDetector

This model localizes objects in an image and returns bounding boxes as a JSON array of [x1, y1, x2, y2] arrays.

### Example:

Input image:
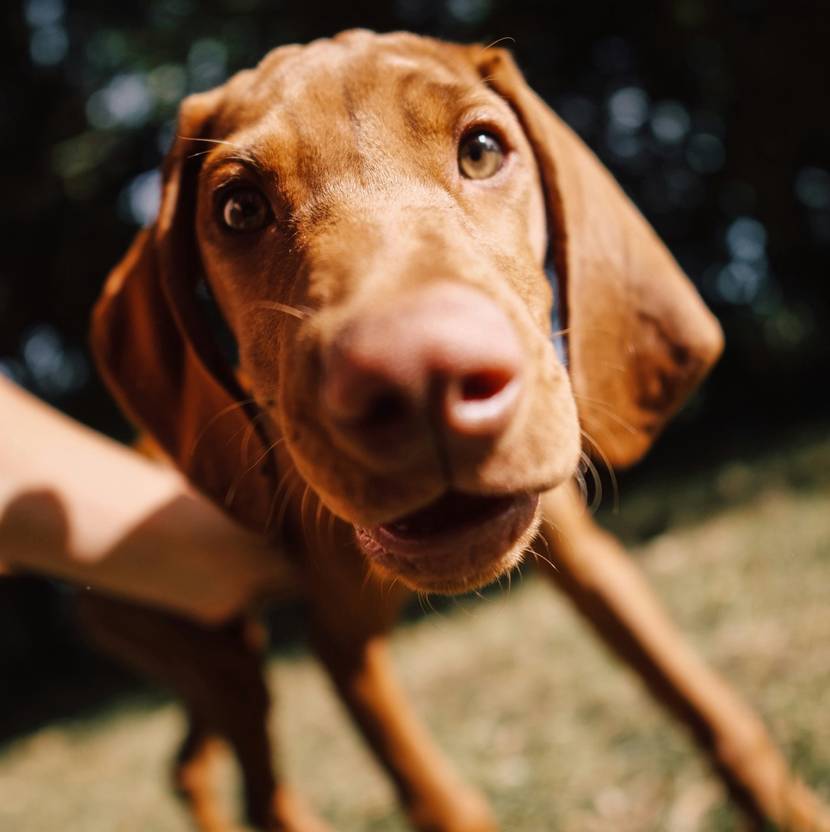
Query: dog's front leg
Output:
[[537, 482, 830, 832], [77, 594, 332, 832], [306, 532, 497, 832]]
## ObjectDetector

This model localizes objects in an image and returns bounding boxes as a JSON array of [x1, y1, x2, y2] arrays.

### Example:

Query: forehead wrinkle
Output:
[[396, 73, 483, 141], [260, 102, 350, 198], [292, 173, 445, 238], [339, 76, 372, 182], [240, 40, 481, 156]]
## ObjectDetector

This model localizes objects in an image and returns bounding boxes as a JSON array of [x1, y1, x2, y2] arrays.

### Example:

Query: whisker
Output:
[[573, 459, 588, 508], [537, 530, 552, 557], [180, 136, 256, 164], [482, 36, 516, 52], [179, 136, 246, 148], [381, 574, 400, 602], [314, 496, 326, 549], [188, 397, 258, 462], [299, 484, 312, 546], [361, 565, 384, 600], [224, 397, 274, 451], [580, 428, 620, 513], [378, 571, 393, 601], [572, 394, 639, 435], [579, 450, 604, 514], [251, 301, 312, 321], [234, 411, 265, 463], [327, 509, 337, 551], [265, 466, 296, 531], [530, 545, 559, 573], [425, 592, 446, 619], [305, 487, 326, 552], [240, 410, 270, 464], [274, 479, 301, 535], [224, 435, 285, 508]]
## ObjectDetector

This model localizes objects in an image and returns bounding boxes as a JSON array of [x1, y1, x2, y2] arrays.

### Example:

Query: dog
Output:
[[80, 30, 830, 832]]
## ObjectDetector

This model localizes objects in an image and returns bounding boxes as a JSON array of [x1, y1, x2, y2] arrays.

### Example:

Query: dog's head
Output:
[[92, 31, 722, 593]]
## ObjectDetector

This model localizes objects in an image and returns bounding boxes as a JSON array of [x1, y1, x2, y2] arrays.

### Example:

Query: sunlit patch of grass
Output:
[[1, 431, 829, 831]]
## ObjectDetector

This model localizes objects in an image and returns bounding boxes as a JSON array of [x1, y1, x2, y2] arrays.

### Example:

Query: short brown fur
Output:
[[84, 30, 828, 832]]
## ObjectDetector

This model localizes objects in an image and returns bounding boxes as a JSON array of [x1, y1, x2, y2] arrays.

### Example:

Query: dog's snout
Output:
[[320, 283, 524, 465]]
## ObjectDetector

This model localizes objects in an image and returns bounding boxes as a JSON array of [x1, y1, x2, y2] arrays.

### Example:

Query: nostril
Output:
[[361, 390, 411, 429], [460, 369, 513, 402], [446, 368, 522, 438]]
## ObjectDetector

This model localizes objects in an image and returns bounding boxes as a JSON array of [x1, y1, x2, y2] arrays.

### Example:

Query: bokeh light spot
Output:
[[119, 169, 162, 227], [716, 261, 764, 305], [650, 101, 691, 145], [608, 86, 649, 131], [87, 73, 153, 129], [447, 0, 492, 24], [30, 24, 68, 66], [795, 167, 830, 211], [20, 324, 89, 399], [148, 63, 187, 106], [24, 0, 64, 28], [726, 217, 767, 261]]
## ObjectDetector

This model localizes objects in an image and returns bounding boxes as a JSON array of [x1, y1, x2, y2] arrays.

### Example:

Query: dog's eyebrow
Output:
[[199, 147, 271, 179], [181, 136, 269, 175], [396, 71, 477, 107]]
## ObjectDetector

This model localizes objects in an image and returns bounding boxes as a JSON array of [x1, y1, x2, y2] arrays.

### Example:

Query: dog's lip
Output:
[[355, 490, 539, 590], [369, 490, 530, 555]]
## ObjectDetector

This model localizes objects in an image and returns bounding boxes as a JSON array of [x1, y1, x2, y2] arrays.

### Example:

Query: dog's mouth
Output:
[[355, 490, 540, 593]]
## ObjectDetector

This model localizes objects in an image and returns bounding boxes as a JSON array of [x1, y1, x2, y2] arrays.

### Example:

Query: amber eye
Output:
[[458, 131, 505, 179], [220, 187, 271, 232]]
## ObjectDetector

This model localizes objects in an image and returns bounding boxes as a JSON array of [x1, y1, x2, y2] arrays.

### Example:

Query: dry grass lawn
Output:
[[1, 430, 829, 831]]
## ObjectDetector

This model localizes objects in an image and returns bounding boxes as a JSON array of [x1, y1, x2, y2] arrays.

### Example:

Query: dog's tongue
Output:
[[380, 491, 516, 539]]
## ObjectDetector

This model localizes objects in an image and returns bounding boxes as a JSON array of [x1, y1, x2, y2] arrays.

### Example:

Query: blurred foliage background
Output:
[[1, 1, 829, 821]]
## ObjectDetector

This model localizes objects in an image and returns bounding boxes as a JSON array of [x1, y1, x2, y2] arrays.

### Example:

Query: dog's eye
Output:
[[220, 188, 272, 232], [458, 131, 504, 180]]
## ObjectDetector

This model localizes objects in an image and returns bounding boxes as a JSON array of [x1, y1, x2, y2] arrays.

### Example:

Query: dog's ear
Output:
[[91, 89, 276, 528], [473, 48, 724, 467]]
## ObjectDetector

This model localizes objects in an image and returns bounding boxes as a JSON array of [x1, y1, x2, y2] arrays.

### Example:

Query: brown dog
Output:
[[81, 30, 829, 832]]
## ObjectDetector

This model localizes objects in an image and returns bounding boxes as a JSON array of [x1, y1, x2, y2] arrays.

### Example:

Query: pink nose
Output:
[[320, 283, 524, 465]]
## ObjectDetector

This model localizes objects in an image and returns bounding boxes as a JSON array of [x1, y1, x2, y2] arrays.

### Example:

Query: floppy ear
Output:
[[91, 90, 277, 530], [475, 48, 724, 467]]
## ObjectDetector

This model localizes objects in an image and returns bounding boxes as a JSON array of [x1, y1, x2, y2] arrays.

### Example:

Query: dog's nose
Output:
[[320, 283, 524, 464]]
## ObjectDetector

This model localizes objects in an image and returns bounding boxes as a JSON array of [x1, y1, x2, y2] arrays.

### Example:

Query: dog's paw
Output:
[[266, 785, 334, 832]]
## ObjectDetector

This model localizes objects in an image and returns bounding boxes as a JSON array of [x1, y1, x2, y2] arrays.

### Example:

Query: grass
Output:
[[1, 428, 829, 831]]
